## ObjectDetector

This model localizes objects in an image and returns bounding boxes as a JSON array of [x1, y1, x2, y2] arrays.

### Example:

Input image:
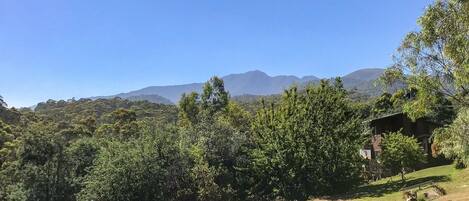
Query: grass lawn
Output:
[[312, 164, 469, 201]]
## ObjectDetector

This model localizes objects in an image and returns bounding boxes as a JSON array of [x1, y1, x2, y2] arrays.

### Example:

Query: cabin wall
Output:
[[368, 113, 438, 159]]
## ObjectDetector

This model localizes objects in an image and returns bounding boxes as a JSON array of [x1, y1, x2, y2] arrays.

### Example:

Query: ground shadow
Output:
[[327, 175, 450, 200]]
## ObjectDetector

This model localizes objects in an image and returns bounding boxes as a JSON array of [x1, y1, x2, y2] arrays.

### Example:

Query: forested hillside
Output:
[[34, 98, 178, 124]]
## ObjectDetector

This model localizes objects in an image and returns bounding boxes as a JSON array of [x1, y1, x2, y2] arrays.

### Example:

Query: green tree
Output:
[[201, 76, 229, 114], [186, 114, 251, 201], [381, 0, 467, 170], [380, 131, 425, 181], [0, 120, 22, 201], [34, 97, 178, 126], [75, 116, 97, 136], [433, 107, 469, 167], [0, 95, 6, 107], [95, 109, 140, 139], [178, 92, 200, 127], [389, 88, 411, 110], [14, 122, 74, 201], [0, 96, 182, 200], [0, 120, 17, 166], [65, 138, 99, 198], [78, 124, 195, 201], [383, 0, 468, 120], [178, 76, 230, 128], [250, 80, 365, 200], [371, 93, 394, 116], [177, 77, 253, 200]]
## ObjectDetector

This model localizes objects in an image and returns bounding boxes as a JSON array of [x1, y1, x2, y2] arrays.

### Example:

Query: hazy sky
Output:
[[0, 0, 433, 107]]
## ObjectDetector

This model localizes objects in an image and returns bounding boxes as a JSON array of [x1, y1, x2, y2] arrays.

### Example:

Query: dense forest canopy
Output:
[[34, 98, 178, 125]]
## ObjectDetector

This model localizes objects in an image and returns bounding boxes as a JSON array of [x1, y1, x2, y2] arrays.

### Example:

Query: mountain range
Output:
[[93, 68, 386, 104]]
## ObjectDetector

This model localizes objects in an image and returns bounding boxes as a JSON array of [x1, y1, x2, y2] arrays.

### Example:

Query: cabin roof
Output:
[[363, 111, 442, 126], [363, 112, 403, 123]]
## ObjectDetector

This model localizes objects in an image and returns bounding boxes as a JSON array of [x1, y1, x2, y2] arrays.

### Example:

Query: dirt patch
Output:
[[436, 186, 469, 201]]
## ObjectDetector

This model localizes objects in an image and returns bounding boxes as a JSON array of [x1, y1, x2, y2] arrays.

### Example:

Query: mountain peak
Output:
[[238, 70, 269, 77], [343, 68, 385, 81], [94, 68, 388, 104], [222, 70, 271, 81]]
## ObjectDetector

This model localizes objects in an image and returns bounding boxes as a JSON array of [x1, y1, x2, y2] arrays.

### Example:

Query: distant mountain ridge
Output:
[[92, 68, 385, 104]]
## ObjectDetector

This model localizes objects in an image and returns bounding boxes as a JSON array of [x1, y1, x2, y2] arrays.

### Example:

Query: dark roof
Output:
[[363, 112, 403, 123], [364, 112, 443, 126]]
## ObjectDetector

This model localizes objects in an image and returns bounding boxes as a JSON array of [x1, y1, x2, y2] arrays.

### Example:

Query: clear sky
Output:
[[0, 0, 433, 107]]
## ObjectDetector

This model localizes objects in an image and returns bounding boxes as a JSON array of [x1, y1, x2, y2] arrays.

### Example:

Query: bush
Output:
[[250, 80, 365, 200], [380, 131, 425, 181], [78, 125, 195, 201]]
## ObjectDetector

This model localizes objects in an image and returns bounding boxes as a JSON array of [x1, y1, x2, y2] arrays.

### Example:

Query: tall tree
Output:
[[382, 0, 468, 168], [178, 76, 230, 127], [177, 77, 252, 200], [201, 76, 229, 114], [178, 92, 200, 127], [250, 80, 365, 200], [382, 0, 468, 119], [0, 95, 6, 107]]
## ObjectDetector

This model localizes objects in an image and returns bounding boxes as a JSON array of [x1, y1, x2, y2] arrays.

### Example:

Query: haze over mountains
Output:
[[93, 68, 386, 104]]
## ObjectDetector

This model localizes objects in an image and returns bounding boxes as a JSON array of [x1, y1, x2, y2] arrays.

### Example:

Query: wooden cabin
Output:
[[364, 112, 440, 160]]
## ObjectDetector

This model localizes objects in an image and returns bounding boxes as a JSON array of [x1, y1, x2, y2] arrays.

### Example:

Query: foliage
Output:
[[371, 93, 394, 116], [231, 94, 282, 117], [380, 131, 426, 181], [379, 1, 466, 177], [201, 76, 229, 114], [186, 114, 251, 201], [250, 80, 365, 200], [0, 97, 184, 201], [178, 92, 200, 127], [0, 1, 466, 200], [0, 120, 17, 166], [0, 120, 21, 201], [10, 122, 78, 201], [0, 75, 419, 200], [382, 0, 468, 120], [178, 77, 253, 201], [78, 124, 195, 201], [433, 107, 469, 167], [34, 98, 178, 125], [98, 108, 140, 139], [0, 107, 21, 125], [178, 77, 230, 128], [0, 95, 6, 108], [380, 0, 467, 173]]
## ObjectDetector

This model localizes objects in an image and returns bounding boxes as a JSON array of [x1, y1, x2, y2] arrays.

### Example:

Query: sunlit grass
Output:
[[311, 164, 469, 201], [348, 164, 468, 201]]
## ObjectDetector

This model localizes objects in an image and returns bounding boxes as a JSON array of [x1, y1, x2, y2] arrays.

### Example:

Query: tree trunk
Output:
[[401, 169, 405, 181]]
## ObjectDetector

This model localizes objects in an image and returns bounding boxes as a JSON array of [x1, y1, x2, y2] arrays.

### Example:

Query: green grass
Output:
[[340, 164, 469, 201], [309, 164, 469, 201]]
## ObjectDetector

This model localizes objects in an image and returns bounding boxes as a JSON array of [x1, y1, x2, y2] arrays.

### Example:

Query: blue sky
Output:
[[0, 0, 433, 107]]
